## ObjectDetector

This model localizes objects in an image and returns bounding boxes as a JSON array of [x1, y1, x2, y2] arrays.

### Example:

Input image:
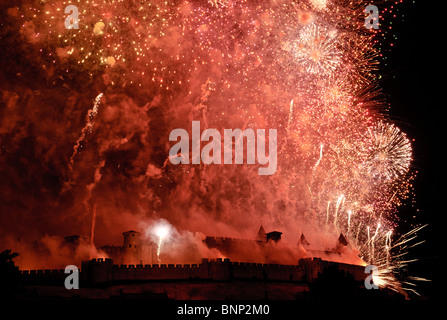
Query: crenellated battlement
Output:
[[204, 236, 258, 244], [20, 268, 68, 285], [20, 257, 365, 287], [110, 263, 201, 270], [207, 236, 255, 241]]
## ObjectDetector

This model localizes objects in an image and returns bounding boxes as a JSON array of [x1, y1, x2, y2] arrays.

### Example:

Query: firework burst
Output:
[[364, 121, 412, 181], [292, 23, 341, 76]]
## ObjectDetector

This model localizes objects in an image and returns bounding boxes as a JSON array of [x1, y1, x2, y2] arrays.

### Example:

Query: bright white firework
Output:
[[364, 121, 412, 181], [153, 222, 171, 262], [367, 225, 429, 296], [309, 0, 328, 11], [292, 23, 342, 76]]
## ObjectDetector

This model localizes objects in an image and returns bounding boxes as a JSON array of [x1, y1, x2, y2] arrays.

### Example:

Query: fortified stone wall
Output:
[[20, 257, 366, 286]]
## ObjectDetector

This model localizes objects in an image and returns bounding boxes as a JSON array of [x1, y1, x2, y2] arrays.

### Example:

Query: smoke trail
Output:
[[90, 203, 97, 259], [87, 160, 105, 247]]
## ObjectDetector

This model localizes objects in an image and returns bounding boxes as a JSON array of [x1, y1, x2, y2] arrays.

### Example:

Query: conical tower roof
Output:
[[298, 233, 310, 246], [337, 233, 348, 246], [256, 225, 267, 242]]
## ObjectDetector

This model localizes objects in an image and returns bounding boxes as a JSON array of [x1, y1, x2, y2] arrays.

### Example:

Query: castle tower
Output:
[[297, 233, 310, 246], [335, 233, 349, 253], [337, 233, 348, 247], [64, 235, 89, 257], [122, 230, 141, 265], [256, 225, 267, 242], [266, 231, 282, 243]]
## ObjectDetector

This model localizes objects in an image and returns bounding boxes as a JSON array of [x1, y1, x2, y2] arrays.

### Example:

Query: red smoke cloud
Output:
[[1, 1, 388, 269]]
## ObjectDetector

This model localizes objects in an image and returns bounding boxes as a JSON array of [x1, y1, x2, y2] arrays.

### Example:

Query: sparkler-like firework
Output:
[[150, 222, 171, 263], [11, 0, 426, 296]]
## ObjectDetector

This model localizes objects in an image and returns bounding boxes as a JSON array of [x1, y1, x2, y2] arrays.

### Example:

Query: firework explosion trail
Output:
[[1, 0, 426, 294], [151, 222, 171, 263], [87, 160, 105, 253], [68, 93, 103, 172]]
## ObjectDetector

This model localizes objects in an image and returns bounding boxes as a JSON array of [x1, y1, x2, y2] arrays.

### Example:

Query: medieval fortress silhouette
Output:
[[20, 226, 366, 297]]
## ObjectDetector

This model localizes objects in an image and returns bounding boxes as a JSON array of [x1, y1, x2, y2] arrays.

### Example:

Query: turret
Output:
[[335, 233, 349, 253], [337, 233, 348, 247], [256, 225, 267, 242], [266, 231, 282, 243], [297, 233, 310, 246], [122, 230, 141, 264]]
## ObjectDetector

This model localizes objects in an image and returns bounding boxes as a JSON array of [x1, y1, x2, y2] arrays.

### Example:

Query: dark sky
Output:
[[379, 1, 442, 299]]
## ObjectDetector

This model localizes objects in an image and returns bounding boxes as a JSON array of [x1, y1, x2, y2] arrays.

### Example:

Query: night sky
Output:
[[379, 1, 442, 299]]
